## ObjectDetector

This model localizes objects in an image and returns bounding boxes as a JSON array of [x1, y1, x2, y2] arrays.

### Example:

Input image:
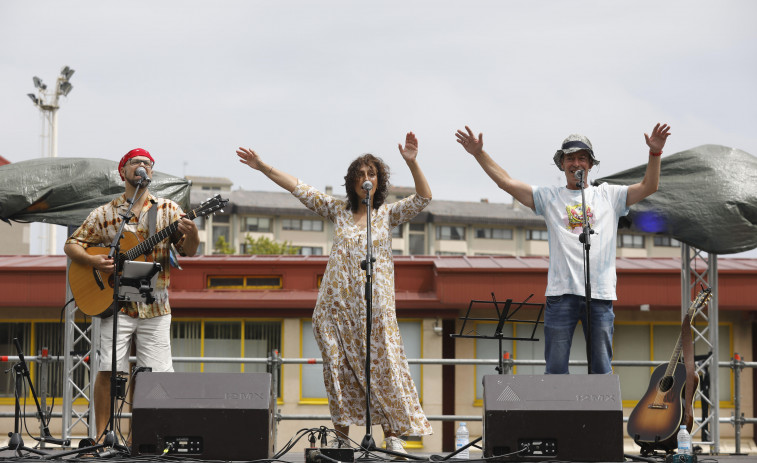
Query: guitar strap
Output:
[[681, 313, 696, 427], [148, 200, 157, 238]]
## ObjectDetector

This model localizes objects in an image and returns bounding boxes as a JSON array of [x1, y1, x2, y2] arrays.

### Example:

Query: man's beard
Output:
[[126, 176, 144, 188]]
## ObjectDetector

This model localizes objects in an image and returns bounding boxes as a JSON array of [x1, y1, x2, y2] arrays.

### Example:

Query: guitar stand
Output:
[[0, 338, 69, 457]]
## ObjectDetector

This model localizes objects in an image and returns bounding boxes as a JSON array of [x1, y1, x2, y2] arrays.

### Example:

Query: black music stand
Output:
[[453, 293, 544, 374]]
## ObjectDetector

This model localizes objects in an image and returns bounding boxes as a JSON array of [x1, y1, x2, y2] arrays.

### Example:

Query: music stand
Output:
[[453, 293, 544, 374], [442, 293, 545, 460]]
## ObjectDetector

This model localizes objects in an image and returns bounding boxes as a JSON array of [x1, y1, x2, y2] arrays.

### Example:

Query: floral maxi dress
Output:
[[293, 181, 433, 436]]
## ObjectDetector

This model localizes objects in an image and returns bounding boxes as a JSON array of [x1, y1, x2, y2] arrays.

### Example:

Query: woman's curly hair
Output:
[[344, 154, 390, 213]]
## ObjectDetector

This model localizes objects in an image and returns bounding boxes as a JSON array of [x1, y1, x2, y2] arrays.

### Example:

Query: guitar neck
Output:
[[663, 291, 710, 377], [124, 210, 198, 261], [664, 334, 685, 377]]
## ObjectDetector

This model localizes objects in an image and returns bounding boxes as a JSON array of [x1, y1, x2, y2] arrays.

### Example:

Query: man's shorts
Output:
[[98, 313, 173, 373]]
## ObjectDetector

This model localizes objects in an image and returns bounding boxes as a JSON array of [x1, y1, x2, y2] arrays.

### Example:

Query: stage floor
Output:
[[1, 445, 756, 463]]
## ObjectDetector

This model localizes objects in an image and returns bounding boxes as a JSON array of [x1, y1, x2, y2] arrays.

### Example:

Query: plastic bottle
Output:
[[677, 424, 692, 455], [455, 422, 470, 459]]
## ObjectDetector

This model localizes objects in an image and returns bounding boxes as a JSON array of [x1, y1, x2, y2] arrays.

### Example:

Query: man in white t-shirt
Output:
[[455, 123, 671, 374]]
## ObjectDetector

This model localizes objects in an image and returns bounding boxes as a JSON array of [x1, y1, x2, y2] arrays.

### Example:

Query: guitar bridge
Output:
[[648, 403, 668, 409]]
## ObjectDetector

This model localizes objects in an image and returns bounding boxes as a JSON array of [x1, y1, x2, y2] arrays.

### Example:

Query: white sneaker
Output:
[[384, 436, 407, 456]]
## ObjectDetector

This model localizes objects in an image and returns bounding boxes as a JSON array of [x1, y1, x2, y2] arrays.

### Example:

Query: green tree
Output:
[[213, 235, 235, 255], [243, 235, 300, 255]]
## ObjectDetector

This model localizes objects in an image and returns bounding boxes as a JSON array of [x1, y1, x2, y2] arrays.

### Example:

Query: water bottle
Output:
[[455, 422, 470, 459], [677, 424, 692, 455]]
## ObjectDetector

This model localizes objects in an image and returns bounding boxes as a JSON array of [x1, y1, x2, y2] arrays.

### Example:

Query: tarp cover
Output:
[[0, 157, 190, 227], [596, 144, 757, 254]]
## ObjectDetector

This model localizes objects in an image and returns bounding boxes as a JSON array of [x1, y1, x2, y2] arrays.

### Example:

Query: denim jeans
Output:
[[544, 294, 614, 374]]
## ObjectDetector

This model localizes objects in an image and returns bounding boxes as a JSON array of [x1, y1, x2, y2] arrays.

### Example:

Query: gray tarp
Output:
[[0, 157, 190, 227], [596, 144, 757, 255]]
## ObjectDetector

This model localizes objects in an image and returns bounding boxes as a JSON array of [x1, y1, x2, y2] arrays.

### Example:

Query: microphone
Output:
[[575, 169, 584, 181], [361, 180, 373, 191], [135, 166, 151, 184]]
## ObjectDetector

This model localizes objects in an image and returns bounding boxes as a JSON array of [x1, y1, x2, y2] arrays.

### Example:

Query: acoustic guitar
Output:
[[68, 194, 228, 316], [626, 287, 712, 453]]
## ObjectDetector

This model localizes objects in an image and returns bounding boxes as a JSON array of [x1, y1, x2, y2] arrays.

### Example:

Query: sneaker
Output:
[[384, 436, 407, 457]]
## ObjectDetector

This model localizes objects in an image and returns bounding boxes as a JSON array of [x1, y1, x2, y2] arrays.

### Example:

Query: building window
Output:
[[409, 223, 425, 232], [475, 228, 513, 240], [298, 247, 323, 256], [392, 249, 404, 256], [436, 251, 465, 256], [392, 226, 403, 238], [409, 235, 425, 255], [618, 234, 645, 248], [653, 236, 681, 247], [195, 216, 205, 231], [526, 229, 548, 241], [171, 320, 282, 394], [242, 217, 271, 233], [282, 219, 324, 232], [197, 242, 205, 255], [436, 225, 465, 241], [212, 225, 230, 250], [207, 275, 283, 289], [213, 214, 230, 223]]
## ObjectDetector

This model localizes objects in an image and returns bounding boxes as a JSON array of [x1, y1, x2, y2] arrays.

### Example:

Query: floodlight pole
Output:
[[28, 67, 74, 255]]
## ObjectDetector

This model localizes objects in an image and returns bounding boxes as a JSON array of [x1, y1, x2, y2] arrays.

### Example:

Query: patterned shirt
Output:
[[66, 193, 186, 318]]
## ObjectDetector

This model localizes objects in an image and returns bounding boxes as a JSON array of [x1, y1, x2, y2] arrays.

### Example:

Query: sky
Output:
[[2, 1, 756, 255]]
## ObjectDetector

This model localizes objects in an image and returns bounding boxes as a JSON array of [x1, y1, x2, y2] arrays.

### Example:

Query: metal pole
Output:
[[47, 106, 58, 255], [732, 353, 745, 455], [39, 348, 49, 448]]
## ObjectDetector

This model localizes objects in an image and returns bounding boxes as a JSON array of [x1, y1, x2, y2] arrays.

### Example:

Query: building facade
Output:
[[187, 177, 684, 260]]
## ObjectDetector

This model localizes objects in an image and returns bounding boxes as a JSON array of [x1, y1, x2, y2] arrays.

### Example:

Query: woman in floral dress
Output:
[[236, 132, 432, 452]]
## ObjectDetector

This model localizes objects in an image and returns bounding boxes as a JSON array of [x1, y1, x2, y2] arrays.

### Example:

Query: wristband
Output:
[[649, 150, 662, 157]]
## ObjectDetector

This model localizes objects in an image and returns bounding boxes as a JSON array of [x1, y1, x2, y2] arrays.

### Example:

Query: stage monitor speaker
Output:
[[483, 374, 623, 462], [132, 371, 275, 461]]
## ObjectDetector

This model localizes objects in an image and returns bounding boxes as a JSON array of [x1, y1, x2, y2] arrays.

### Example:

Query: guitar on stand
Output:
[[68, 194, 228, 316], [627, 287, 712, 454]]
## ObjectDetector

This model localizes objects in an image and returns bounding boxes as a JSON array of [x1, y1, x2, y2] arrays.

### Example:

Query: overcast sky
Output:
[[2, 1, 756, 255]]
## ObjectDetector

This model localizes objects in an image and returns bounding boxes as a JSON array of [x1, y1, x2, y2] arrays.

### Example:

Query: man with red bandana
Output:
[[64, 148, 199, 442], [455, 124, 670, 375]]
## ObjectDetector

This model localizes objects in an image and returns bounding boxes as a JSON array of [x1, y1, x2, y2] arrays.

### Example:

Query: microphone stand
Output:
[[77, 177, 147, 458], [359, 185, 377, 453], [0, 338, 71, 457], [355, 186, 420, 461], [576, 172, 595, 374]]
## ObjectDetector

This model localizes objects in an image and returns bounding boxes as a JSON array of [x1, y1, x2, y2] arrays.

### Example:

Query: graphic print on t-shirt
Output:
[[564, 203, 594, 233]]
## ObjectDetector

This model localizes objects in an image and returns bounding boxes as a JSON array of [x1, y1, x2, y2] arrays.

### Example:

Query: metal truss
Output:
[[62, 263, 99, 441], [681, 244, 719, 454]]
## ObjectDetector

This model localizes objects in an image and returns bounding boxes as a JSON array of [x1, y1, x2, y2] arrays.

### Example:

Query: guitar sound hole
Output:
[[658, 376, 674, 392]]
